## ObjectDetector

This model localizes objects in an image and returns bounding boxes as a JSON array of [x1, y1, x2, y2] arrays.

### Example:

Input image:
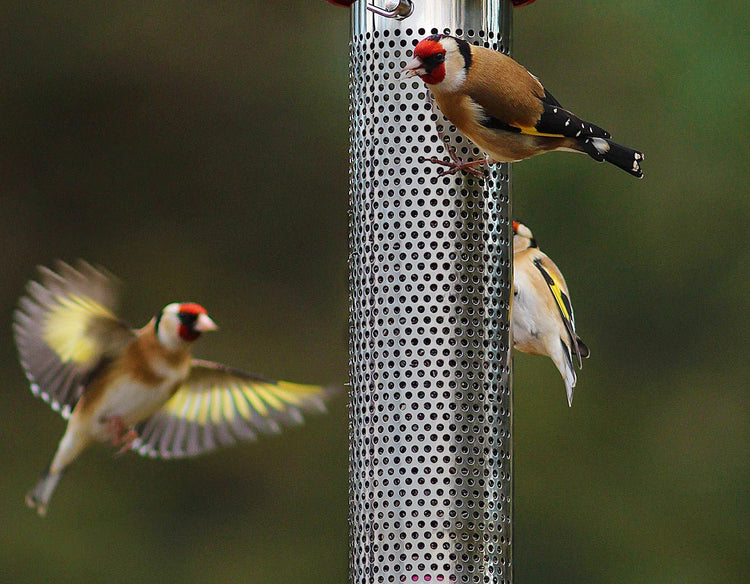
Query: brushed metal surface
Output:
[[348, 2, 513, 582]]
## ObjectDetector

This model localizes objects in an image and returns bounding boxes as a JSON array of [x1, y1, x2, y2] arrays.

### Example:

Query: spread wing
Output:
[[13, 260, 134, 418], [132, 360, 335, 459], [467, 46, 611, 140], [532, 256, 584, 368]]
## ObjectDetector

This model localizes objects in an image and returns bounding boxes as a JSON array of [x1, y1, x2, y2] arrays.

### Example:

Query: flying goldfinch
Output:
[[512, 222, 590, 406], [403, 34, 644, 178], [14, 260, 333, 516]]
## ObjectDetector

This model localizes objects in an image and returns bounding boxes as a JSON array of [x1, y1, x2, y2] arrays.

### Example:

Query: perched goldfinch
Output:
[[403, 35, 644, 178], [512, 222, 590, 406], [14, 260, 333, 516]]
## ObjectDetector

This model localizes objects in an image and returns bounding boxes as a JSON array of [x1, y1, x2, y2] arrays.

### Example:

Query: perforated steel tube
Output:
[[348, 1, 513, 583]]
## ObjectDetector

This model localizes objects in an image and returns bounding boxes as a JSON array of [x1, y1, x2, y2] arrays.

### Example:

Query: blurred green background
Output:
[[0, 1, 746, 583]]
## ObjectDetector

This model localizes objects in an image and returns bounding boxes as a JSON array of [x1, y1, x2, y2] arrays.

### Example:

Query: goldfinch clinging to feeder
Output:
[[14, 260, 333, 516], [403, 35, 644, 178], [512, 222, 590, 406]]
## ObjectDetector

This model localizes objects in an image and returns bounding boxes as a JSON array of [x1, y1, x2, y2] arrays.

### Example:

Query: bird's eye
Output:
[[179, 312, 198, 327], [423, 52, 446, 69]]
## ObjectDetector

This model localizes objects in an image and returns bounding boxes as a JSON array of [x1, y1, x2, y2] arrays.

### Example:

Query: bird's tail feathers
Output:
[[581, 137, 644, 178], [25, 465, 62, 517], [576, 336, 590, 359], [559, 339, 578, 407]]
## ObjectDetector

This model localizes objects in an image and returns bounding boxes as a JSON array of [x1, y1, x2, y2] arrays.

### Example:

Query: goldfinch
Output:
[[512, 222, 589, 406], [403, 35, 644, 178], [14, 260, 332, 516]]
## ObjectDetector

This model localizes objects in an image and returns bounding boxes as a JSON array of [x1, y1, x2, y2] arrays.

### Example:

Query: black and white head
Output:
[[402, 34, 472, 92], [155, 302, 217, 349]]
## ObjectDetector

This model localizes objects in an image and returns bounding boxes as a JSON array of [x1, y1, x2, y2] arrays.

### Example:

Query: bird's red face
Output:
[[403, 36, 447, 85], [176, 303, 217, 342], [512, 220, 520, 234]]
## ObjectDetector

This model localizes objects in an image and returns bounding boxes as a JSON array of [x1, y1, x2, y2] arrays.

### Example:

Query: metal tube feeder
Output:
[[348, 1, 514, 582]]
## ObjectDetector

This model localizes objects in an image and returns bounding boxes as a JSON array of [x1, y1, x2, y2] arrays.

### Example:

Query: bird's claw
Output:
[[107, 417, 138, 456], [422, 145, 486, 178], [114, 430, 138, 456]]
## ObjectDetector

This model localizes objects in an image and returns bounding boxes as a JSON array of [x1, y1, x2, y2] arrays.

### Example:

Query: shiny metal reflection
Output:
[[348, 1, 513, 583]]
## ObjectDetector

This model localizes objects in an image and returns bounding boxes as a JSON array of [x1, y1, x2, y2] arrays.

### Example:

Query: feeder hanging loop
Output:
[[367, 0, 414, 19]]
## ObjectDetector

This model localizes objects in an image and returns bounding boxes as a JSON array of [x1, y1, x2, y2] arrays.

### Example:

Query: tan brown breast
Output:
[[74, 323, 191, 417], [124, 324, 191, 385]]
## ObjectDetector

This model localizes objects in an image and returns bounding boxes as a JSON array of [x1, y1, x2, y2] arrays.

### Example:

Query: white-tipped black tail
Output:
[[582, 137, 644, 178]]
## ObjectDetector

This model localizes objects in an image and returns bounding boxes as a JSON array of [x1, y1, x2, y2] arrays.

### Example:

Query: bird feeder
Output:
[[345, 1, 514, 582]]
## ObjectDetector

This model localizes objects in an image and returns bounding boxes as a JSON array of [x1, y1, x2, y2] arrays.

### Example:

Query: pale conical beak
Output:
[[194, 313, 218, 332], [402, 57, 424, 78]]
